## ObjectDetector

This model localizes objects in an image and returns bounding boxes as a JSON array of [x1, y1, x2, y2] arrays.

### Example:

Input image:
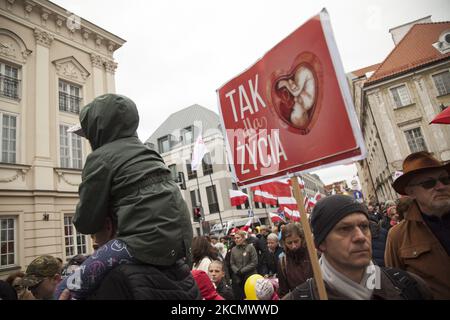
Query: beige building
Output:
[[0, 0, 124, 277], [349, 17, 450, 204]]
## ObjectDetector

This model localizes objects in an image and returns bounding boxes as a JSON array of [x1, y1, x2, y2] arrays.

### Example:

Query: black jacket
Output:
[[370, 220, 388, 267], [88, 260, 201, 300]]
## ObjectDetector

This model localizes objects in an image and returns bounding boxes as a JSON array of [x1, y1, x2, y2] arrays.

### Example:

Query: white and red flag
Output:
[[191, 133, 208, 171], [253, 189, 277, 206], [314, 191, 322, 203], [278, 197, 298, 211], [241, 218, 253, 232], [229, 190, 249, 206], [269, 212, 286, 224], [283, 207, 301, 222]]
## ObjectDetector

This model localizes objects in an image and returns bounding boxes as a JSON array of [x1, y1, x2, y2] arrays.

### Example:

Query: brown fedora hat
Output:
[[392, 151, 450, 195]]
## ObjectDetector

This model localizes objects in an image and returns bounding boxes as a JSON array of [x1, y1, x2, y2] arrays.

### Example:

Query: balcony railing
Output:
[[59, 92, 82, 114], [0, 74, 20, 100]]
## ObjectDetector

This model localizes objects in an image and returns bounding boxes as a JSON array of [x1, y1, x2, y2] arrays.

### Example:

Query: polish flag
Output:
[[304, 196, 314, 210], [269, 212, 285, 223], [307, 196, 317, 209], [253, 190, 277, 205], [253, 181, 292, 198], [283, 207, 300, 222], [241, 218, 253, 232], [278, 197, 298, 210], [229, 190, 249, 206], [297, 177, 305, 189], [314, 191, 322, 203]]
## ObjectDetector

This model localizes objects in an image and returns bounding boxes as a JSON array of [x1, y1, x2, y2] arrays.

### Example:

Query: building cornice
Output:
[[1, 0, 125, 54], [34, 0, 126, 47], [363, 59, 450, 91]]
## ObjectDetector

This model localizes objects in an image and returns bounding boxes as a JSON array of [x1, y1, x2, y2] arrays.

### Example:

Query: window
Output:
[[182, 126, 193, 144], [202, 153, 213, 175], [168, 164, 177, 181], [405, 128, 427, 153], [64, 216, 87, 258], [1, 113, 17, 163], [0, 217, 16, 268], [186, 159, 197, 180], [60, 125, 82, 169], [190, 189, 200, 208], [0, 62, 20, 100], [158, 136, 170, 154], [206, 185, 219, 214], [432, 71, 450, 96], [59, 80, 82, 114], [390, 85, 411, 108]]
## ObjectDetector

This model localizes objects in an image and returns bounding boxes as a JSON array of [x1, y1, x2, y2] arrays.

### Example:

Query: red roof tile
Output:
[[350, 63, 381, 78], [366, 22, 450, 85]]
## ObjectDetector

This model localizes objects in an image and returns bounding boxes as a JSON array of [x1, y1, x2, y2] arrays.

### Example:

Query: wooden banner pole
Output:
[[290, 177, 328, 300]]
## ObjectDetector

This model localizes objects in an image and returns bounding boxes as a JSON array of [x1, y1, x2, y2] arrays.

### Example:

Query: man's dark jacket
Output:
[[88, 260, 201, 300]]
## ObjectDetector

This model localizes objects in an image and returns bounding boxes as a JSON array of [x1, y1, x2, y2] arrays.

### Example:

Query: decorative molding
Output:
[[53, 56, 90, 82], [397, 116, 422, 128], [34, 28, 54, 48], [95, 35, 103, 48], [55, 169, 80, 186], [0, 29, 32, 63], [107, 41, 115, 53], [0, 166, 30, 183], [104, 59, 118, 74], [41, 7, 52, 27], [413, 75, 423, 91], [55, 15, 65, 33], [24, 1, 36, 19], [90, 53, 103, 68], [82, 28, 90, 43], [6, 0, 15, 11]]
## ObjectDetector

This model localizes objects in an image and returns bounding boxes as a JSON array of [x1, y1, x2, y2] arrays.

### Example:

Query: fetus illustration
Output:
[[270, 52, 321, 135], [276, 65, 316, 128]]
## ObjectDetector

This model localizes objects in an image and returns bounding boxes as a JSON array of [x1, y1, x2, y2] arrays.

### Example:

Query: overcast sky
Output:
[[52, 0, 450, 186]]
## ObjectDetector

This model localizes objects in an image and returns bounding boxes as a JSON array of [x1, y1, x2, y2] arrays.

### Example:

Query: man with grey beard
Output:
[[386, 151, 450, 299]]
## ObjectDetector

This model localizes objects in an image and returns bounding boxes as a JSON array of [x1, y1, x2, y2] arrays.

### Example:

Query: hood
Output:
[[80, 94, 139, 150]]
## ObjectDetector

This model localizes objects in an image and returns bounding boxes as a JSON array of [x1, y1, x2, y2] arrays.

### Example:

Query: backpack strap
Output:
[[382, 267, 424, 300]]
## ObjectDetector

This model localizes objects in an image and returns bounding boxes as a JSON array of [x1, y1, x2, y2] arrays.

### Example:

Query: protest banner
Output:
[[217, 8, 367, 300]]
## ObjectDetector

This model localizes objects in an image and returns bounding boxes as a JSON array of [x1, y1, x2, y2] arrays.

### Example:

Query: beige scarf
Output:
[[320, 255, 378, 300]]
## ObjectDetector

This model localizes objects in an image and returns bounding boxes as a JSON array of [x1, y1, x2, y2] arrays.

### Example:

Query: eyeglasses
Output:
[[409, 176, 450, 189]]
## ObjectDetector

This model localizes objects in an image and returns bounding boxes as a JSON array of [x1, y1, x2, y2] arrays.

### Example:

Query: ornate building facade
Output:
[[0, 0, 124, 276], [349, 17, 450, 204]]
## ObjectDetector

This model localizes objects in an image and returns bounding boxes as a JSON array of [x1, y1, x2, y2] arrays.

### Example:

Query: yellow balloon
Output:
[[244, 274, 263, 300]]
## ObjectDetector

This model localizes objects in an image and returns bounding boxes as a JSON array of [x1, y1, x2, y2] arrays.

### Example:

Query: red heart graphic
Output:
[[269, 52, 322, 135]]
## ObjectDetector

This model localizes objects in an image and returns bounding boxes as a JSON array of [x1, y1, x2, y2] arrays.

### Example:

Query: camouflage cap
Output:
[[21, 255, 61, 287]]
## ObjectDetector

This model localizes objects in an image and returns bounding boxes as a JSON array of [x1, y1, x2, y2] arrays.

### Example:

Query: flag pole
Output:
[[290, 176, 328, 300], [195, 173, 204, 236], [208, 173, 224, 226]]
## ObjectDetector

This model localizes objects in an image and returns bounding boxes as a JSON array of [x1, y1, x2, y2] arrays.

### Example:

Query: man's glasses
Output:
[[409, 176, 450, 189]]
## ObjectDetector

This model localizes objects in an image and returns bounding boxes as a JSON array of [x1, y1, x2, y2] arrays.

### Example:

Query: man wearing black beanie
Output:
[[283, 195, 432, 300]]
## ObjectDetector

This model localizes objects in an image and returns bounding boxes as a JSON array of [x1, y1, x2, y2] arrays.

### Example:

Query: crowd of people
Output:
[[1, 94, 449, 300]]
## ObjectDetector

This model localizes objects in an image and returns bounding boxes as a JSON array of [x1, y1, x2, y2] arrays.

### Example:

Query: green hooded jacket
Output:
[[73, 94, 193, 266]]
